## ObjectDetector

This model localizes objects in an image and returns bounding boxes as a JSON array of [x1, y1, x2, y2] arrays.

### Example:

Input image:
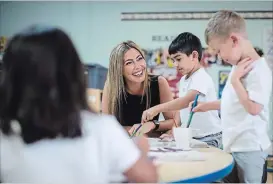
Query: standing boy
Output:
[[192, 10, 272, 183]]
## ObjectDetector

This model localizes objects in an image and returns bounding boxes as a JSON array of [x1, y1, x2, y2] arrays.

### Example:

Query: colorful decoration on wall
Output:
[[0, 36, 7, 61], [218, 71, 230, 99], [143, 48, 182, 98], [0, 36, 7, 54]]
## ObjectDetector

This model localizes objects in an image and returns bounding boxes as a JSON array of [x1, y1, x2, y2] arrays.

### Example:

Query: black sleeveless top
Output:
[[118, 75, 160, 126]]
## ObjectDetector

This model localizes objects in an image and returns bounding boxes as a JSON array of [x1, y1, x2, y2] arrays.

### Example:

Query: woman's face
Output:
[[123, 48, 146, 84]]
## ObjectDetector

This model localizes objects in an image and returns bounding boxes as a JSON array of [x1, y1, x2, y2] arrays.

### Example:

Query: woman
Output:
[[102, 41, 179, 136], [0, 26, 157, 183]]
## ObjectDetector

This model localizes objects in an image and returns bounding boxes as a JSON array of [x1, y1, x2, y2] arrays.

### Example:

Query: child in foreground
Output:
[[0, 25, 157, 183]]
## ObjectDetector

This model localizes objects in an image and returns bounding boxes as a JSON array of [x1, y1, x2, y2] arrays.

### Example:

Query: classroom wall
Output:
[[0, 1, 272, 139], [0, 1, 272, 66]]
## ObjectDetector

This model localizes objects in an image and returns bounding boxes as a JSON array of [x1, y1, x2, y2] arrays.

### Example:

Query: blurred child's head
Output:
[[205, 10, 247, 65], [168, 32, 202, 75], [0, 25, 89, 143]]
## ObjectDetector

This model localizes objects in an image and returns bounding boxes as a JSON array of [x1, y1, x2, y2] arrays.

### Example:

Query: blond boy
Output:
[[192, 10, 272, 183]]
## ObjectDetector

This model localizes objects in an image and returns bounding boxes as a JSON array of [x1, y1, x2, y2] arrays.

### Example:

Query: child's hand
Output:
[[160, 133, 174, 141], [189, 101, 207, 112], [129, 124, 140, 136], [231, 57, 253, 83], [141, 107, 159, 123]]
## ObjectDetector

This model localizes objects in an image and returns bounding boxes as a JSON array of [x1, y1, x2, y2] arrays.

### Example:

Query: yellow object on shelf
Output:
[[0, 36, 7, 53]]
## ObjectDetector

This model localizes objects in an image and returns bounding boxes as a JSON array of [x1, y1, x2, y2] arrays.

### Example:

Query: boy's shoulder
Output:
[[180, 68, 212, 81], [247, 57, 271, 77], [192, 68, 213, 81], [242, 58, 272, 90], [180, 68, 213, 86]]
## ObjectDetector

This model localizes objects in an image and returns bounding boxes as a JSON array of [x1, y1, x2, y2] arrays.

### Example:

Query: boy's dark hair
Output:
[[169, 32, 203, 61], [254, 47, 264, 57], [0, 25, 91, 144]]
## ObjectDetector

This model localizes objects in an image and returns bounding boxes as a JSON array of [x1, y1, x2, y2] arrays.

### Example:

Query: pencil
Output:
[[131, 124, 142, 137]]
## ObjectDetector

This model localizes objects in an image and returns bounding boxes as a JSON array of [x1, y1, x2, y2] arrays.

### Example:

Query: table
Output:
[[155, 147, 234, 183]]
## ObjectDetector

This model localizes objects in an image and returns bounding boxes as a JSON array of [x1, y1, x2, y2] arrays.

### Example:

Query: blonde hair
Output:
[[205, 10, 246, 44], [105, 41, 150, 124]]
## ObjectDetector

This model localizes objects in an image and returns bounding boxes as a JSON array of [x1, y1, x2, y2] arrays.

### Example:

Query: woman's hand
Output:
[[129, 122, 156, 137]]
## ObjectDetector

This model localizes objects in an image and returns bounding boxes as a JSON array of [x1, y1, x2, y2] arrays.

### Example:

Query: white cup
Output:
[[173, 127, 192, 149]]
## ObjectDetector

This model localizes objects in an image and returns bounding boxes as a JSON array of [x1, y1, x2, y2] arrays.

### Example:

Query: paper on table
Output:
[[148, 138, 209, 148], [148, 138, 176, 148], [148, 150, 207, 163]]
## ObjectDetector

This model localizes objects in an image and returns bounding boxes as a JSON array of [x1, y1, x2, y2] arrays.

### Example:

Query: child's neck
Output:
[[186, 63, 202, 79], [240, 40, 261, 63]]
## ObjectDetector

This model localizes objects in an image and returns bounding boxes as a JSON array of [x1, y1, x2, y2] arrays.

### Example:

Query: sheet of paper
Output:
[[148, 138, 209, 149], [148, 150, 207, 163]]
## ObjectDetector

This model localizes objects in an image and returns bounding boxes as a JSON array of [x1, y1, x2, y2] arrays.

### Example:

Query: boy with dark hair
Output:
[[142, 32, 222, 147]]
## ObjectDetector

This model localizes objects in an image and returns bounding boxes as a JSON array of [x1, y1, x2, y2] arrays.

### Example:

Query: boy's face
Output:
[[170, 52, 197, 75], [208, 34, 242, 65]]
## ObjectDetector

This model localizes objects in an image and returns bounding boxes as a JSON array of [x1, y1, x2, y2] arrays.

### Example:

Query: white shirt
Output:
[[221, 57, 272, 153], [0, 111, 140, 183], [179, 68, 222, 137]]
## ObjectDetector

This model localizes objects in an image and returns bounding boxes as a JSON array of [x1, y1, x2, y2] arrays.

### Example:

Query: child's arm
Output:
[[156, 90, 199, 111], [231, 79, 262, 115], [141, 90, 199, 123], [231, 58, 263, 116], [191, 100, 221, 112]]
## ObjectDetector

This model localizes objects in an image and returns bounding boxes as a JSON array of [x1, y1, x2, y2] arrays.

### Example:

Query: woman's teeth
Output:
[[133, 71, 143, 76]]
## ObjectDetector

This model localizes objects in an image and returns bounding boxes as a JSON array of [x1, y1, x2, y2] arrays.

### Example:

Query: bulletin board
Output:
[[218, 71, 230, 99], [0, 36, 7, 54], [0, 36, 7, 60]]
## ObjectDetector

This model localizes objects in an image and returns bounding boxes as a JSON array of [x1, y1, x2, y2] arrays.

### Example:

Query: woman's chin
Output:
[[130, 75, 145, 83]]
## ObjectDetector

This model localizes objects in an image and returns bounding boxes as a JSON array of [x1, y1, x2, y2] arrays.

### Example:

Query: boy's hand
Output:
[[189, 101, 208, 112], [141, 107, 160, 123], [231, 57, 253, 83]]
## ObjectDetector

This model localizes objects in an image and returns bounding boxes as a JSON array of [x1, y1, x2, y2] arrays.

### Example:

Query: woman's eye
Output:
[[137, 57, 143, 61], [125, 61, 132, 65]]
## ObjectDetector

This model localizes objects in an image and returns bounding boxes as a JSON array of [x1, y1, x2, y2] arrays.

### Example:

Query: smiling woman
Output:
[[102, 41, 179, 137]]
